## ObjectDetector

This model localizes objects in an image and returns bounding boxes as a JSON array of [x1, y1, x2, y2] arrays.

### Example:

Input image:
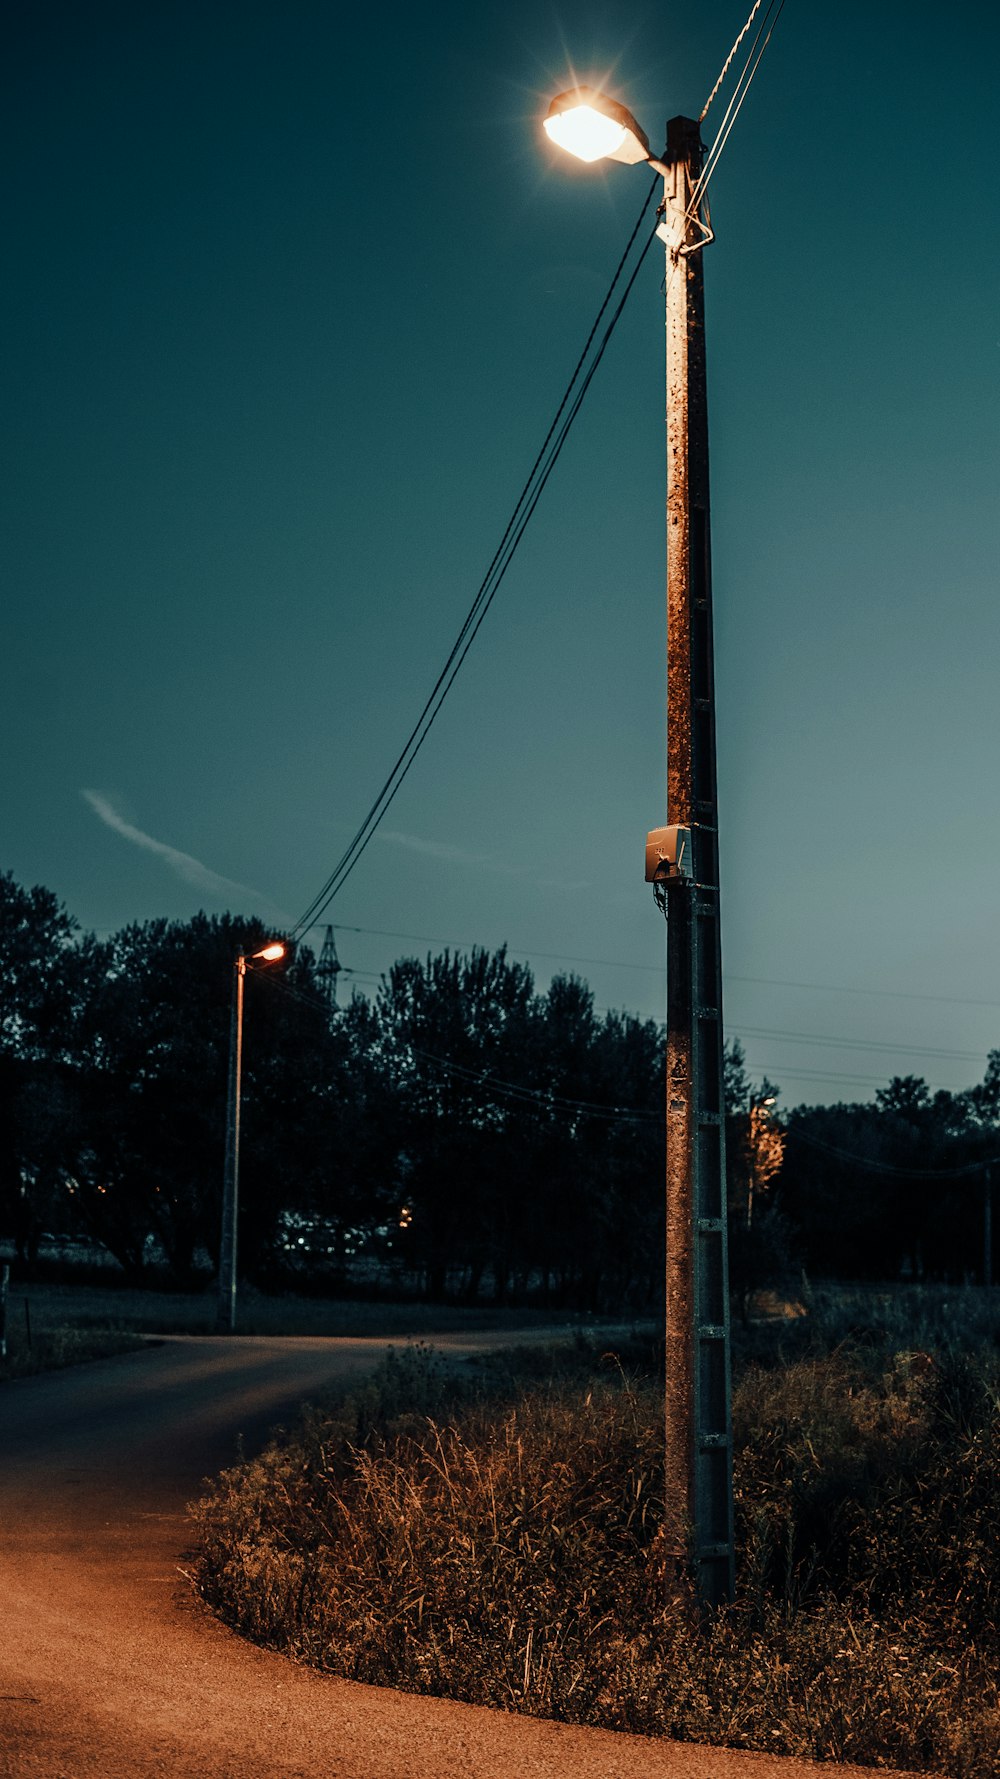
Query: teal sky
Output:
[[3, 0, 998, 1105]]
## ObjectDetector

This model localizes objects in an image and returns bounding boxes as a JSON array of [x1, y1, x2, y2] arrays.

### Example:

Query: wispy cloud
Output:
[[82, 790, 273, 907], [373, 826, 574, 888], [375, 828, 492, 868]]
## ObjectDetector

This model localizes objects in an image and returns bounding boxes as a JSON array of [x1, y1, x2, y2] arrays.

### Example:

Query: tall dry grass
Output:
[[193, 1302, 1000, 1775]]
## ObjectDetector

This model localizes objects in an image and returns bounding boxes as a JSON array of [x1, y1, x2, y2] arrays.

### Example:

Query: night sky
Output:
[[4, 0, 998, 1106]]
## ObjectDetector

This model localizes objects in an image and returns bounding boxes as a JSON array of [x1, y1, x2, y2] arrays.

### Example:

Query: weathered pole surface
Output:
[[661, 114, 735, 1606], [217, 952, 245, 1333]]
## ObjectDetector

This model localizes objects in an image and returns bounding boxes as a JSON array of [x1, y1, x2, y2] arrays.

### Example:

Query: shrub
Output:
[[193, 1301, 1000, 1776]]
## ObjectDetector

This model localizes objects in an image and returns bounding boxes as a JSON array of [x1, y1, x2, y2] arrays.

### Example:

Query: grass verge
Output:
[[192, 1290, 1000, 1777], [0, 1277, 591, 1380], [0, 1319, 146, 1380], [4, 1277, 589, 1338]]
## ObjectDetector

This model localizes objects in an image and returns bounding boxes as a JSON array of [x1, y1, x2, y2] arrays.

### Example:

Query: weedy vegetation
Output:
[[0, 1279, 580, 1381], [34, 1277, 587, 1337], [193, 1287, 1000, 1777], [0, 1314, 145, 1380]]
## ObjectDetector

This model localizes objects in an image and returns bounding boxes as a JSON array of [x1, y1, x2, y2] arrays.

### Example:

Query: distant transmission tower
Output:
[[316, 925, 343, 1010]]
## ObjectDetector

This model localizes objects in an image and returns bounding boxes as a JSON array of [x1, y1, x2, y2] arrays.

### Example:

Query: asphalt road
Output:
[[0, 1334, 920, 1779]]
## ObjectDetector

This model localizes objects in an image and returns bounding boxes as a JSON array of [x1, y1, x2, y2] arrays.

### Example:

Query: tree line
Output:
[[1, 871, 997, 1303]]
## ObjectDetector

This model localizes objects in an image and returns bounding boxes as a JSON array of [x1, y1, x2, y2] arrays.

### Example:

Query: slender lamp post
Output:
[[217, 940, 286, 1333], [544, 84, 734, 1605]]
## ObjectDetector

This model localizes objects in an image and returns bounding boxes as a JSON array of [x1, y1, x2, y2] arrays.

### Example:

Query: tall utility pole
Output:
[[543, 84, 735, 1606], [659, 114, 734, 1607]]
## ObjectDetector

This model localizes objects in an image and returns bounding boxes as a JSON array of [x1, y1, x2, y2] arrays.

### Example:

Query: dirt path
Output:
[[1, 1334, 918, 1779]]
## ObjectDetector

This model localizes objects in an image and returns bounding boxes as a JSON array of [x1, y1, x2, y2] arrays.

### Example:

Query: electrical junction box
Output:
[[645, 825, 692, 884]]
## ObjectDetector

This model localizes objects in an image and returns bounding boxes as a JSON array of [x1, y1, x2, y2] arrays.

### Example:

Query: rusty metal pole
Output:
[[660, 115, 735, 1607]]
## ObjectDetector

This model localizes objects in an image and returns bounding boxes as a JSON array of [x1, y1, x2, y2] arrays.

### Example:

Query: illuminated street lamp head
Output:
[[543, 86, 651, 165], [253, 942, 286, 963]]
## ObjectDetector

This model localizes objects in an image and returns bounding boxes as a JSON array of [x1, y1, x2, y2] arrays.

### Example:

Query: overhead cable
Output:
[[410, 1045, 657, 1124], [254, 969, 657, 1124], [786, 1123, 1000, 1181], [252, 967, 991, 1116], [732, 1025, 991, 1064], [292, 7, 789, 937], [748, 1064, 960, 1094], [689, 0, 786, 217], [290, 181, 660, 938], [700, 0, 766, 123]]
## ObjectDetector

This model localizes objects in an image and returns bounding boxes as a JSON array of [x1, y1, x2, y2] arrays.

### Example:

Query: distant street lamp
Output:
[[217, 940, 286, 1333], [545, 84, 733, 1604]]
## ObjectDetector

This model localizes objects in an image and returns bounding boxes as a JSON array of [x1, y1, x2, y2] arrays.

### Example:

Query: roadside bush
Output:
[[193, 1300, 1000, 1776]]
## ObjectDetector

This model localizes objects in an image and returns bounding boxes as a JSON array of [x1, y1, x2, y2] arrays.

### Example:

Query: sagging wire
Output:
[[312, 925, 1000, 1011], [253, 951, 990, 1131], [786, 1123, 1000, 1182], [254, 965, 657, 1124], [407, 1044, 658, 1124], [686, 0, 787, 230], [290, 8, 787, 938], [700, 0, 765, 124], [290, 177, 661, 941]]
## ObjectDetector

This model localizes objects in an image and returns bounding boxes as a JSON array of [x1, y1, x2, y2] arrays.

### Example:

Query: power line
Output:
[[301, 926, 1000, 1083], [294, 219, 660, 931], [253, 970, 657, 1123], [746, 1063, 960, 1094], [730, 973, 1000, 1012], [409, 1045, 657, 1125], [308, 918, 1000, 1015], [690, 0, 787, 214], [290, 183, 660, 940], [314, 920, 663, 975], [731, 1025, 991, 1064], [289, 8, 788, 937], [96, 901, 1000, 1018], [700, 0, 765, 123], [295, 951, 998, 1109], [252, 955, 989, 1106], [785, 1123, 1000, 1181]]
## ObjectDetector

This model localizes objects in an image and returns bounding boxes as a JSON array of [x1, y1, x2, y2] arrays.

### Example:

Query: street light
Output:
[[543, 86, 654, 165], [545, 85, 734, 1605], [217, 939, 287, 1333]]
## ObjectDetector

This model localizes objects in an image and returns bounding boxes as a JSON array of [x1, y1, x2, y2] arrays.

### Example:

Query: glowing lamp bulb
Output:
[[543, 87, 651, 166], [255, 942, 286, 962], [544, 104, 627, 163]]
